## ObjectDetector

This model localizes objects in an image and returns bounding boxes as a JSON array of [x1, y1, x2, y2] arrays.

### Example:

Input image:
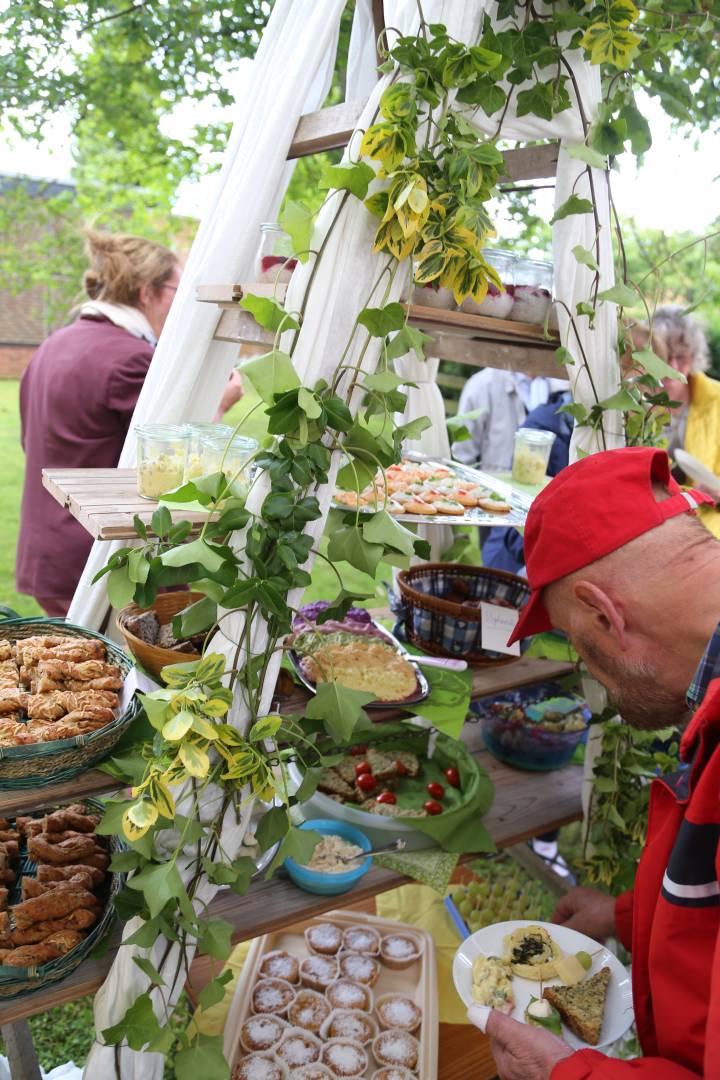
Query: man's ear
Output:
[[572, 580, 628, 650]]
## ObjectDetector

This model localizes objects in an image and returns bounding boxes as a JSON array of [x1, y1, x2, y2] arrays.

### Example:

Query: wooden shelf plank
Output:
[[0, 771, 121, 817], [0, 745, 581, 1025]]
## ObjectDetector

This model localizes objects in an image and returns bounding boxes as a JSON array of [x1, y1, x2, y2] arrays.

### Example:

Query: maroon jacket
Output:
[[17, 314, 153, 600]]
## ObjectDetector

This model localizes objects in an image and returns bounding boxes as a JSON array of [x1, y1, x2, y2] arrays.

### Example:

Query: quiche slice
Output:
[[543, 966, 611, 1046]]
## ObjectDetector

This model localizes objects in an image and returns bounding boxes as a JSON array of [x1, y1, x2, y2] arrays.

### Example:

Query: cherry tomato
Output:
[[355, 762, 371, 776], [394, 760, 408, 776], [376, 790, 396, 805], [356, 773, 377, 794], [424, 799, 443, 815], [350, 744, 368, 756], [444, 767, 461, 789], [426, 781, 445, 799]]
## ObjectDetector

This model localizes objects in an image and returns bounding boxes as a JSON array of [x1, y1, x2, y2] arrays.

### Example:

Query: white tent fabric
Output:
[[78, 3, 622, 1077]]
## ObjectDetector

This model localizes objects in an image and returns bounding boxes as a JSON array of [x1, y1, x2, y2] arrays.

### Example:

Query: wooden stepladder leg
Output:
[[1, 1021, 42, 1080]]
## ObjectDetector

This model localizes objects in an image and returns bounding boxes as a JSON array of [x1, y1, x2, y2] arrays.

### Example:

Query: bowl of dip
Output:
[[284, 819, 372, 896]]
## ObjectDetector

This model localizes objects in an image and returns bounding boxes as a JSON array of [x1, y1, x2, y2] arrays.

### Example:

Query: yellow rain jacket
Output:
[[685, 372, 720, 538]]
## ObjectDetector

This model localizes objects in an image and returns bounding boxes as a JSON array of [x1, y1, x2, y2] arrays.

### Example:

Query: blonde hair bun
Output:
[[83, 228, 177, 306]]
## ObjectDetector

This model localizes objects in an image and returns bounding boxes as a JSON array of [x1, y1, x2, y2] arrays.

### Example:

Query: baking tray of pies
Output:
[[223, 908, 438, 1078], [287, 617, 430, 710], [332, 452, 533, 528]]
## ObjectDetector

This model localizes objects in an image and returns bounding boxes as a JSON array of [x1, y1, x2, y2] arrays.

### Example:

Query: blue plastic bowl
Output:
[[284, 819, 373, 895]]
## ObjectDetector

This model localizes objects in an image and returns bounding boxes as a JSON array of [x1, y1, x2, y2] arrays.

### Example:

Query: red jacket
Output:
[[554, 678, 720, 1079]]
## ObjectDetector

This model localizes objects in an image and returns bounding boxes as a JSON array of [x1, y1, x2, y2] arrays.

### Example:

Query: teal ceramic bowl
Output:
[[284, 819, 372, 895]]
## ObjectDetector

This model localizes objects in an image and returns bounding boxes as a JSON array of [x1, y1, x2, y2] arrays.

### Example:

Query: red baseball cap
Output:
[[508, 447, 714, 645]]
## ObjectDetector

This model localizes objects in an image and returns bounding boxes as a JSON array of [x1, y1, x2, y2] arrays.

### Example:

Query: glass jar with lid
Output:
[[255, 223, 298, 284], [511, 258, 554, 324], [200, 433, 259, 500], [185, 422, 234, 481], [410, 280, 456, 310], [511, 429, 555, 486], [136, 424, 189, 500], [461, 249, 517, 319]]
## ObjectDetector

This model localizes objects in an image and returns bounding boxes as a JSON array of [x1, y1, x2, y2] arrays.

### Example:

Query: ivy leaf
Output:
[[456, 77, 506, 116], [364, 369, 406, 393], [249, 715, 282, 742], [516, 82, 555, 122], [572, 244, 600, 273], [294, 765, 324, 804], [160, 538, 225, 573], [172, 596, 216, 638], [344, 422, 395, 467], [305, 682, 376, 743], [357, 303, 406, 337], [172, 1033, 230, 1080], [255, 806, 290, 852], [239, 294, 300, 333], [279, 198, 314, 263], [102, 993, 163, 1052], [107, 565, 134, 610], [179, 742, 210, 778], [320, 161, 375, 199], [162, 709, 194, 741], [385, 325, 432, 362], [133, 956, 165, 987], [632, 347, 684, 384], [566, 143, 609, 171], [555, 346, 575, 367], [597, 283, 636, 306], [621, 102, 651, 154], [266, 825, 323, 876], [336, 459, 376, 492], [558, 402, 589, 424], [323, 395, 353, 432], [127, 861, 186, 919], [598, 388, 644, 413], [298, 387, 322, 419], [327, 526, 384, 576], [550, 195, 594, 224], [441, 532, 472, 562], [197, 970, 234, 1011], [238, 348, 300, 404], [315, 589, 371, 625], [393, 415, 432, 450], [581, 21, 640, 69], [197, 916, 234, 959], [362, 510, 416, 556], [151, 505, 172, 539]]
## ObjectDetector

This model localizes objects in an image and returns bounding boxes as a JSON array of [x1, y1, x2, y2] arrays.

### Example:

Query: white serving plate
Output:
[[452, 919, 633, 1049]]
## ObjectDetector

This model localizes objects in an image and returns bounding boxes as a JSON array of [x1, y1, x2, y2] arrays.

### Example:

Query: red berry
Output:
[[394, 760, 408, 776], [350, 744, 368, 756], [444, 767, 461, 789], [424, 799, 443, 815], [427, 781, 445, 799], [355, 762, 371, 776], [356, 773, 377, 794], [376, 790, 396, 805]]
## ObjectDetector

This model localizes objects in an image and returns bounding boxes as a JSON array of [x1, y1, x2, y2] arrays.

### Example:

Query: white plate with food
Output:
[[452, 919, 633, 1049], [333, 453, 532, 527]]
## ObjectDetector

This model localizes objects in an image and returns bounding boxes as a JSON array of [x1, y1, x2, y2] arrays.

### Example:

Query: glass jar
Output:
[[136, 424, 189, 500], [185, 423, 234, 481], [200, 433, 259, 500], [511, 258, 553, 324], [411, 281, 456, 310], [255, 223, 297, 284], [461, 249, 517, 319], [512, 429, 555, 486]]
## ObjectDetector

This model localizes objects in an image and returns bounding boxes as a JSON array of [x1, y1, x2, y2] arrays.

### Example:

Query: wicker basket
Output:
[[0, 798, 124, 999], [396, 563, 531, 668], [0, 613, 141, 788], [117, 591, 203, 679]]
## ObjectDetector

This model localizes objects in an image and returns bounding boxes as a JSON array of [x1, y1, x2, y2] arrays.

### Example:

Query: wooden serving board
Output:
[[223, 909, 438, 1079]]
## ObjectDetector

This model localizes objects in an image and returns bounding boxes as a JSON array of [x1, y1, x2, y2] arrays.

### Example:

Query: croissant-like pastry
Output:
[[22, 872, 95, 899], [11, 886, 98, 928], [1, 941, 64, 966], [18, 640, 105, 670], [0, 661, 19, 690], [34, 675, 123, 693], [37, 863, 105, 886], [0, 644, 12, 662], [27, 835, 97, 866], [36, 659, 121, 683], [43, 810, 100, 835], [0, 690, 28, 716], [11, 908, 98, 944], [26, 690, 119, 721]]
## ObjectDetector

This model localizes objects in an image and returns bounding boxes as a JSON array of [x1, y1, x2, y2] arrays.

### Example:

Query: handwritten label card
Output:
[[480, 601, 521, 657]]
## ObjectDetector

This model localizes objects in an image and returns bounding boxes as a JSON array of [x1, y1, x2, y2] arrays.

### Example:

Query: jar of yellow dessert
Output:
[[185, 423, 234, 481], [136, 424, 189, 500], [200, 433, 259, 500], [511, 429, 555, 486]]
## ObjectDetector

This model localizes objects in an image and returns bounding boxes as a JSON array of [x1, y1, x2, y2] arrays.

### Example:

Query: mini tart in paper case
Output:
[[299, 954, 340, 992], [320, 1008, 378, 1046], [240, 1014, 289, 1054], [374, 994, 422, 1033], [379, 933, 422, 971], [371, 1069, 416, 1080], [251, 977, 297, 1017], [288, 1066, 337, 1080], [288, 989, 332, 1033], [320, 1038, 369, 1078], [260, 949, 301, 985], [325, 978, 374, 1013], [305, 923, 343, 957], [372, 1030, 420, 1073], [275, 1028, 323, 1070], [232, 1053, 289, 1080], [337, 952, 380, 987], [342, 925, 381, 956]]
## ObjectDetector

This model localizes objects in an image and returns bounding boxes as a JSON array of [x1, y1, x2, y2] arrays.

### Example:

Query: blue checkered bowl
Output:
[[396, 563, 530, 667]]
